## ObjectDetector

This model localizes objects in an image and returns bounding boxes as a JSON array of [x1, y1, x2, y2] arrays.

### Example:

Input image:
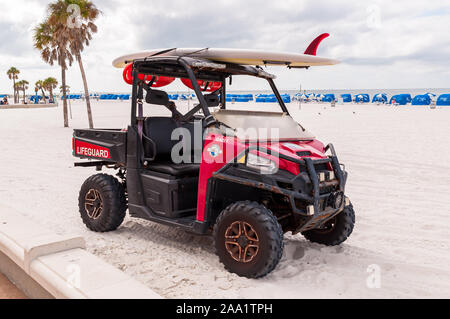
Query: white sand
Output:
[[1, 100, 449, 298]]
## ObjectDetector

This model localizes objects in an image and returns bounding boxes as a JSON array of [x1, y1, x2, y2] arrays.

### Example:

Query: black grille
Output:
[[299, 162, 329, 173], [296, 151, 311, 157], [314, 163, 329, 172], [320, 184, 338, 195]]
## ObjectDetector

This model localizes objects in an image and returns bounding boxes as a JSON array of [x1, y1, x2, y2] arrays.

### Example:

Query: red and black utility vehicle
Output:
[[73, 56, 355, 278]]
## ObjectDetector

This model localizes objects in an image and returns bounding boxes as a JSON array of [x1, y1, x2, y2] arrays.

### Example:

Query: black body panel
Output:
[[140, 170, 198, 218]]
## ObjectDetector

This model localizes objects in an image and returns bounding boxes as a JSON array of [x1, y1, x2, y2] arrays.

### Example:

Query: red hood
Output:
[[249, 139, 327, 175]]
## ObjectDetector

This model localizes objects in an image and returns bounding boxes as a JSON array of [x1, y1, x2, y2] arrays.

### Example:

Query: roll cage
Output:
[[130, 56, 290, 129]]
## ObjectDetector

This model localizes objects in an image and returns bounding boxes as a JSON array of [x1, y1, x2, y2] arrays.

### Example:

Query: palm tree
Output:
[[43, 77, 58, 102], [14, 82, 22, 103], [59, 84, 70, 93], [33, 19, 73, 127], [16, 80, 29, 103], [47, 0, 100, 129], [60, 85, 72, 118], [6, 67, 20, 103], [33, 87, 39, 104], [35, 80, 47, 102]]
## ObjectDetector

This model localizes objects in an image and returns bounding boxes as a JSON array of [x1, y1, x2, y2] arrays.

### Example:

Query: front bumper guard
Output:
[[213, 143, 347, 231]]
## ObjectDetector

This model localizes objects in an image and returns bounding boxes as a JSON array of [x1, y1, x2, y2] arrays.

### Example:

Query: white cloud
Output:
[[0, 0, 449, 94]]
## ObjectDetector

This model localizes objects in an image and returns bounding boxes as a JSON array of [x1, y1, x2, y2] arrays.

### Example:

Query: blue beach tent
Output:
[[280, 94, 291, 103], [372, 93, 388, 103], [389, 94, 411, 105], [355, 94, 370, 103], [411, 94, 431, 106], [226, 94, 252, 102], [292, 93, 304, 101], [436, 94, 450, 106], [340, 94, 352, 102], [322, 94, 336, 102]]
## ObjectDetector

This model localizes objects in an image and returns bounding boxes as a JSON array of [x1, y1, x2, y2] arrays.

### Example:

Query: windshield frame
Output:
[[131, 57, 291, 127]]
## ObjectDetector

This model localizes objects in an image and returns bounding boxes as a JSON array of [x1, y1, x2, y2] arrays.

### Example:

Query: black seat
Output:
[[142, 117, 203, 176], [147, 162, 200, 176]]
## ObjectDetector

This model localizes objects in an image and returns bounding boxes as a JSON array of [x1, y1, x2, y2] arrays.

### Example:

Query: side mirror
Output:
[[204, 94, 219, 107], [146, 89, 169, 106]]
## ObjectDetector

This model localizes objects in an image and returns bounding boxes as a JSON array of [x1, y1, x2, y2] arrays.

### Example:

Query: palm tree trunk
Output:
[[76, 53, 93, 128], [40, 89, 46, 103], [61, 67, 69, 127], [22, 89, 25, 103], [12, 78, 16, 104]]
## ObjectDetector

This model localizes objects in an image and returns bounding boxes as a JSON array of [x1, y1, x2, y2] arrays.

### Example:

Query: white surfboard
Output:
[[112, 48, 339, 69]]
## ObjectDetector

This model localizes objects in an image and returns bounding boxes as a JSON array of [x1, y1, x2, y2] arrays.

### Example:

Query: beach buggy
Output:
[[72, 41, 355, 278]]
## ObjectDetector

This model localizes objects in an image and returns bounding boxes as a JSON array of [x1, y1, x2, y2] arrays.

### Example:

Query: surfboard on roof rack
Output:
[[112, 33, 339, 68]]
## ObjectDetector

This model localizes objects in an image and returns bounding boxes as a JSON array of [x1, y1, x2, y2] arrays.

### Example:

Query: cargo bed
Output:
[[73, 129, 127, 164]]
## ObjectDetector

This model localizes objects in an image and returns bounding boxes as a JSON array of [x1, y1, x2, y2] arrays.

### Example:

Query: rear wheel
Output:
[[213, 201, 284, 278], [78, 174, 127, 232], [302, 203, 355, 246]]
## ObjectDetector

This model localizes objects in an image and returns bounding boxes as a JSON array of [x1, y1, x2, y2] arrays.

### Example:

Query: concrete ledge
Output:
[[0, 104, 57, 109], [30, 249, 161, 299], [24, 234, 85, 273], [0, 204, 162, 299], [0, 250, 53, 299], [0, 208, 85, 272]]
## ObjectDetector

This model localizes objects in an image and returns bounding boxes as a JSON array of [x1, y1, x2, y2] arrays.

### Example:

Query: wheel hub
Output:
[[237, 235, 249, 248], [84, 189, 103, 220], [225, 221, 259, 263]]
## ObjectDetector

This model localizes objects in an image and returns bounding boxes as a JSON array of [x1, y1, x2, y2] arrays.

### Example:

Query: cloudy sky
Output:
[[0, 0, 449, 93]]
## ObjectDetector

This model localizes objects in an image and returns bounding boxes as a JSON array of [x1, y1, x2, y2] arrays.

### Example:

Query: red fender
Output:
[[122, 63, 175, 87], [181, 78, 222, 92], [304, 33, 330, 56]]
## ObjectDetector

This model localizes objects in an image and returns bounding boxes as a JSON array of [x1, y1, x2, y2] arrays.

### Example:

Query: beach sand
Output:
[[0, 100, 449, 298]]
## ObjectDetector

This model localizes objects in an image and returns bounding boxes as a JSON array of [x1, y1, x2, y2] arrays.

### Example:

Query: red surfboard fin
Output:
[[304, 33, 330, 56]]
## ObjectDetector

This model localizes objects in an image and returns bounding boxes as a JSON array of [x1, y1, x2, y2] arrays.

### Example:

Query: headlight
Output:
[[246, 153, 278, 174]]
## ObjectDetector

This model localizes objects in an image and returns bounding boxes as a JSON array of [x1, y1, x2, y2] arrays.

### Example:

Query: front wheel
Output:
[[302, 203, 355, 246], [78, 174, 127, 232], [213, 201, 284, 278]]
